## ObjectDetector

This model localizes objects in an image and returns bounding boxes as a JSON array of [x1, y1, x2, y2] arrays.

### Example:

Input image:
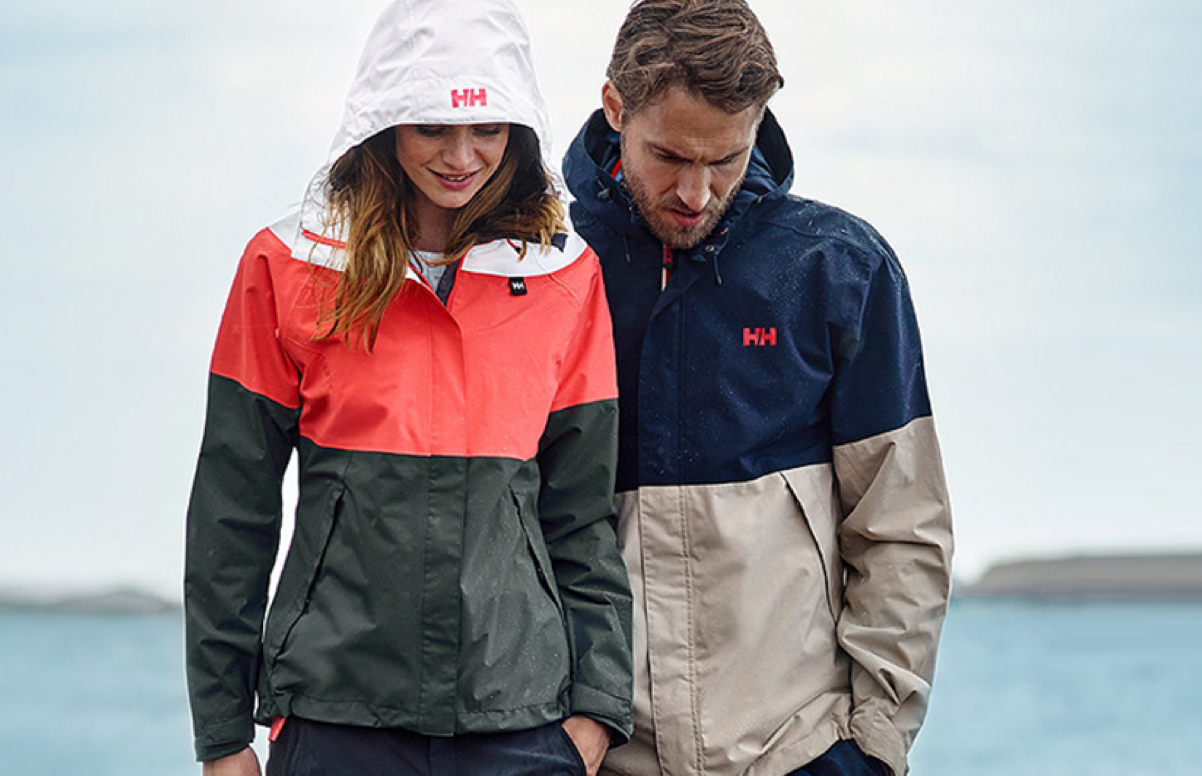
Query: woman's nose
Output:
[[442, 131, 474, 169]]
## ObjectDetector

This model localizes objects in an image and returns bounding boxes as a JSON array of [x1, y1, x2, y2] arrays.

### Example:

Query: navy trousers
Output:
[[266, 717, 586, 776], [787, 739, 890, 776]]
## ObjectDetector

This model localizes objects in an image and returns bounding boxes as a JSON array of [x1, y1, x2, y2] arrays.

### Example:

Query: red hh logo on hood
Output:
[[451, 88, 488, 108]]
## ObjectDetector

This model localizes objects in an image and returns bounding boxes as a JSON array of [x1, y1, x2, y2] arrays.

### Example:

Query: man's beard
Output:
[[620, 143, 743, 250]]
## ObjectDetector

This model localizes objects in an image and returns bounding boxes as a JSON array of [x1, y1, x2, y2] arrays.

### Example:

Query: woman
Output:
[[184, 2, 633, 774]]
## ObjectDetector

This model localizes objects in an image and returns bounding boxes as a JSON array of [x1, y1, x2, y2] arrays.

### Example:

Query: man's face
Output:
[[603, 83, 761, 249]]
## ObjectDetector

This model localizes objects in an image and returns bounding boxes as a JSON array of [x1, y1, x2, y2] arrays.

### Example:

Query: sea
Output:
[[2, 599, 1200, 775]]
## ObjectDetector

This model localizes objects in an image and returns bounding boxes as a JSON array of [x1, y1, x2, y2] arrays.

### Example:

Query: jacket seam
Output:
[[544, 270, 587, 312], [571, 680, 628, 704], [744, 206, 889, 266], [266, 472, 348, 667], [678, 485, 705, 775], [279, 689, 563, 717], [416, 435, 434, 721], [780, 471, 839, 623], [673, 290, 705, 772], [195, 707, 254, 740]]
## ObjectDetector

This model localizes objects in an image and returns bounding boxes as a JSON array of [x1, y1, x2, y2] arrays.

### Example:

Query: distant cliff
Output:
[[958, 553, 1202, 601]]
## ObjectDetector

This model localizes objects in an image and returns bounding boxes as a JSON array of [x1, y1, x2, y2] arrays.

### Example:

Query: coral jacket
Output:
[[185, 215, 632, 760]]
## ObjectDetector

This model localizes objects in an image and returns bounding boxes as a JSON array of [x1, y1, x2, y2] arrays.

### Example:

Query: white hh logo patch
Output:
[[451, 88, 488, 108]]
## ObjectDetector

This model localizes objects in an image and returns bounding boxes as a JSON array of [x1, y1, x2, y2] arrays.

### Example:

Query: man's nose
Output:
[[676, 167, 712, 213]]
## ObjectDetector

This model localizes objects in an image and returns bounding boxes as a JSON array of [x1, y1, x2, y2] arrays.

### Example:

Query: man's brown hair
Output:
[[606, 0, 784, 116]]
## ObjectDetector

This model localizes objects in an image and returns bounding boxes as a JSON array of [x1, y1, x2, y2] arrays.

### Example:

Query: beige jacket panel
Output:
[[603, 416, 953, 776], [836, 416, 954, 774], [605, 466, 851, 776]]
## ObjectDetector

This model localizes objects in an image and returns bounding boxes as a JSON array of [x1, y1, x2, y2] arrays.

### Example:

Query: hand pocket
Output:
[[553, 723, 589, 776]]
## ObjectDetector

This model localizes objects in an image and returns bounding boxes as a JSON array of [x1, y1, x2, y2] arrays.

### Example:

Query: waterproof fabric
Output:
[[185, 0, 632, 763], [564, 110, 953, 776]]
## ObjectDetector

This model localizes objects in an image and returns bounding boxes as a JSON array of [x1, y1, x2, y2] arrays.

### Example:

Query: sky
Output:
[[1, 0, 1199, 601]]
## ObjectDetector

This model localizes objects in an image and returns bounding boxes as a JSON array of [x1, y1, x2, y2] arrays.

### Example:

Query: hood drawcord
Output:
[[702, 242, 723, 286]]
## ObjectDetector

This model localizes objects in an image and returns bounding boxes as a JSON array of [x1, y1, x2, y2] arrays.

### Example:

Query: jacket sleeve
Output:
[[828, 244, 954, 776], [536, 251, 634, 744], [184, 237, 301, 761]]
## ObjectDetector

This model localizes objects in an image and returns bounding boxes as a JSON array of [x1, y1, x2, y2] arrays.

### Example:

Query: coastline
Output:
[[956, 552, 1202, 602], [0, 586, 180, 615], [4, 550, 1201, 611]]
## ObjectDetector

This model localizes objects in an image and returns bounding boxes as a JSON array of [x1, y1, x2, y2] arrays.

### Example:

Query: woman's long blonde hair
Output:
[[316, 124, 564, 349]]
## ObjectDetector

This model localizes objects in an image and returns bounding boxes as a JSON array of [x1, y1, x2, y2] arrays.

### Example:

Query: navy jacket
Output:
[[564, 109, 953, 776]]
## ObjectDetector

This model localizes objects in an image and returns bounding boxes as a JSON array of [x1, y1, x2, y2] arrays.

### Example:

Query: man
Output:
[[562, 2, 954, 775]]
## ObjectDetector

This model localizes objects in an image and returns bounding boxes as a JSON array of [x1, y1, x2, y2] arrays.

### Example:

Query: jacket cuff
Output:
[[849, 703, 907, 776], [194, 714, 255, 762], [570, 681, 633, 746]]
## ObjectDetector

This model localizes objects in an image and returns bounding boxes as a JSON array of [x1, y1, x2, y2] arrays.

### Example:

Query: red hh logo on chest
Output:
[[451, 88, 488, 108], [743, 327, 777, 347]]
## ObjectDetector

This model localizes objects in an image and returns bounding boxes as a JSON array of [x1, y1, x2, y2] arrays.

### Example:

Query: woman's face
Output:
[[395, 123, 510, 215]]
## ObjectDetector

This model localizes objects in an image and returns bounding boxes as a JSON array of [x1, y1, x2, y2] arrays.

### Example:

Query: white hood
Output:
[[301, 0, 553, 238]]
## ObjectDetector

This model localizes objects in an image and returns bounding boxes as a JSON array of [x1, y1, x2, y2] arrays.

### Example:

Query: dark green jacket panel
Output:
[[185, 374, 298, 761], [255, 400, 631, 741], [257, 449, 571, 733], [535, 398, 633, 742], [186, 377, 630, 760]]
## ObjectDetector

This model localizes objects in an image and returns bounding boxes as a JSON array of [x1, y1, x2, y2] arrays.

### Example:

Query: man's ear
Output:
[[601, 81, 625, 132]]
